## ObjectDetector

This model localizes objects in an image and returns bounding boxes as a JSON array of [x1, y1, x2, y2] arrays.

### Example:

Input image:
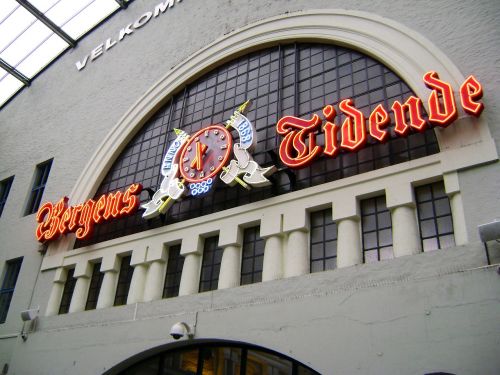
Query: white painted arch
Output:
[[46, 9, 497, 259]]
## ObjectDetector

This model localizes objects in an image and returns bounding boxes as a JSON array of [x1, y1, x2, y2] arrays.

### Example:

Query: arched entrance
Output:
[[104, 340, 320, 375]]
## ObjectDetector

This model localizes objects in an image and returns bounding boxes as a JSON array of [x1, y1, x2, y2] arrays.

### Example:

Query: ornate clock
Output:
[[179, 125, 233, 183], [141, 101, 277, 219]]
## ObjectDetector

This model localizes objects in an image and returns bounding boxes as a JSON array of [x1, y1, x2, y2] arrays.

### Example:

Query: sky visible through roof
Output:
[[0, 0, 126, 109]]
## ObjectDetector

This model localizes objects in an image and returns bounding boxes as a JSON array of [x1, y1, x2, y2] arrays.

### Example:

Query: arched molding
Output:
[[43, 9, 497, 264]]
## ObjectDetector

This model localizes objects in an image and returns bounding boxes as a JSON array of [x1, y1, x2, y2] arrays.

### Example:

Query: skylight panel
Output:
[[0, 67, 24, 107], [16, 33, 69, 78]]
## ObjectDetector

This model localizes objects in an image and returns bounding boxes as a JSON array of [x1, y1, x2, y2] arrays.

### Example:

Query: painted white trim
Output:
[[43, 9, 498, 268]]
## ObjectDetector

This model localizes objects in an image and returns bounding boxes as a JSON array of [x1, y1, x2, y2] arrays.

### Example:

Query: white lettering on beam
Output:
[[75, 0, 184, 71]]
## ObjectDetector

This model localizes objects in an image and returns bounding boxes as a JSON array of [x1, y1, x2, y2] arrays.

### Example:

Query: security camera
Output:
[[170, 322, 194, 340]]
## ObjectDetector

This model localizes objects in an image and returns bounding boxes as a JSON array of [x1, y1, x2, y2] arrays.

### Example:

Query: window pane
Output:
[[246, 350, 293, 375], [114, 256, 133, 306], [161, 348, 199, 375], [59, 268, 76, 314], [200, 347, 242, 375], [310, 208, 337, 273]]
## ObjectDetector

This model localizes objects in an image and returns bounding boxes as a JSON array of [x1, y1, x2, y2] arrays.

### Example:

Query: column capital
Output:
[[131, 246, 148, 266], [444, 171, 460, 195], [101, 253, 120, 273], [385, 182, 416, 210], [332, 195, 359, 221], [146, 242, 168, 263], [74, 261, 93, 279], [260, 210, 282, 238], [53, 267, 68, 283], [283, 208, 307, 233], [219, 222, 242, 247], [180, 233, 203, 256]]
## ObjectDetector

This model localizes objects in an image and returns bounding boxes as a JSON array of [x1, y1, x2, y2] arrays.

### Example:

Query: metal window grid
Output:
[[25, 158, 52, 215], [113, 255, 133, 306], [415, 181, 455, 251], [0, 257, 23, 323], [85, 262, 103, 310], [0, 176, 14, 217], [361, 196, 394, 263], [162, 244, 184, 298], [77, 42, 439, 248], [310, 208, 337, 272], [58, 268, 76, 314], [240, 226, 264, 285], [199, 236, 223, 293]]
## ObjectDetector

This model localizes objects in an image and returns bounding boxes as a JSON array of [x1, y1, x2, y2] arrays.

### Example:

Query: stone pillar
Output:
[[218, 245, 242, 289], [96, 254, 120, 309], [127, 247, 149, 304], [444, 172, 468, 245], [178, 235, 203, 296], [68, 261, 93, 313], [336, 218, 363, 267], [261, 211, 284, 281], [282, 208, 309, 278], [218, 223, 242, 289], [386, 182, 422, 257], [45, 267, 67, 316], [143, 242, 167, 302], [262, 235, 283, 281], [284, 229, 309, 277], [390, 205, 421, 257], [333, 195, 362, 268]]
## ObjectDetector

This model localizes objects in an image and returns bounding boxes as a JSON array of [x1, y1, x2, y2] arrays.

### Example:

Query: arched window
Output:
[[105, 341, 320, 375], [76, 43, 438, 248]]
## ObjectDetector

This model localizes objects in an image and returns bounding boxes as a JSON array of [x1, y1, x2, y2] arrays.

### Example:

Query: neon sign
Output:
[[141, 101, 276, 219], [277, 72, 484, 168], [36, 184, 142, 243]]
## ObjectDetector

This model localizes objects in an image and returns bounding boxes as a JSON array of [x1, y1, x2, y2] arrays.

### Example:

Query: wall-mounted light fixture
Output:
[[20, 307, 39, 341], [478, 219, 500, 265]]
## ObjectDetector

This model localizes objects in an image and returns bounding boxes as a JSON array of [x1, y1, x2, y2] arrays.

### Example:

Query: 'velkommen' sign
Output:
[[35, 71, 484, 244]]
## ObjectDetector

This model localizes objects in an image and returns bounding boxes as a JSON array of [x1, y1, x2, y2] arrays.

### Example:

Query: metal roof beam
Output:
[[114, 0, 129, 9], [16, 0, 77, 48], [0, 57, 30, 86]]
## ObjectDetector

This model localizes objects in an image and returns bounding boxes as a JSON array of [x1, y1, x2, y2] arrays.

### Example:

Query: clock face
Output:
[[179, 125, 233, 183]]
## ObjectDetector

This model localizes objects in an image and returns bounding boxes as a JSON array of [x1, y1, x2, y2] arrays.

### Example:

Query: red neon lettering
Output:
[[93, 195, 107, 224], [391, 96, 426, 136], [276, 114, 323, 168], [322, 105, 340, 157], [276, 71, 484, 169], [35, 202, 53, 242], [69, 204, 83, 232], [339, 99, 366, 151], [59, 206, 72, 235], [35, 184, 143, 243], [76, 200, 95, 239], [121, 183, 142, 215], [460, 75, 484, 116], [369, 104, 390, 142], [423, 71, 458, 127]]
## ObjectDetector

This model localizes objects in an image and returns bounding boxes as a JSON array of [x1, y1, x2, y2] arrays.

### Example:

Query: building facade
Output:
[[0, 1, 499, 374]]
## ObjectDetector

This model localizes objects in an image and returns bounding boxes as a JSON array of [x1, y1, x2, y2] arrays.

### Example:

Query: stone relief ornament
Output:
[[142, 100, 276, 219]]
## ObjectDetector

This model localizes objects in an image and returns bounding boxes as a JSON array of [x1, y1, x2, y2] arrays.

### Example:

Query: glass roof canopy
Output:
[[0, 0, 132, 109]]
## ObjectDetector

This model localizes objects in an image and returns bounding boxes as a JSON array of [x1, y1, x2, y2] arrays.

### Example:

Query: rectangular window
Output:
[[85, 262, 104, 310], [361, 196, 393, 263], [415, 181, 455, 251], [25, 159, 53, 215], [0, 257, 23, 323], [59, 268, 76, 315], [199, 236, 223, 293], [310, 209, 337, 272], [0, 176, 14, 218], [240, 226, 264, 285], [114, 256, 133, 306], [163, 245, 184, 298]]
